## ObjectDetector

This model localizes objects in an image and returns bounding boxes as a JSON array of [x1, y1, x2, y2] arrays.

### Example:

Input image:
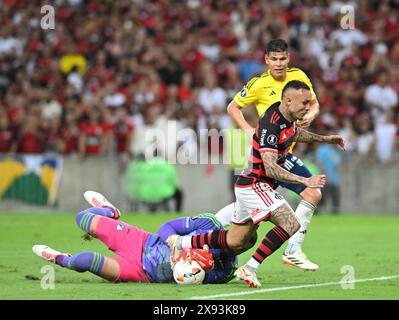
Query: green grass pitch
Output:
[[0, 213, 398, 300]]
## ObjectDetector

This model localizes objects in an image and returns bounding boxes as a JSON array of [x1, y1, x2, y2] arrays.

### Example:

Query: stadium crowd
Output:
[[0, 0, 398, 164]]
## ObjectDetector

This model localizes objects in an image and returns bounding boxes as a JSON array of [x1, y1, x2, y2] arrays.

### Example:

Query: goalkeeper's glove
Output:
[[177, 245, 214, 271]]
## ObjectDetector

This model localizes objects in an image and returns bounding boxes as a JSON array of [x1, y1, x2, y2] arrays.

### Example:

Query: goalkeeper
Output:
[[32, 191, 252, 284]]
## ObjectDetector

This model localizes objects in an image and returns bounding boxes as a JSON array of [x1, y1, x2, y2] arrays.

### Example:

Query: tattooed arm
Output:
[[294, 127, 329, 143], [261, 152, 307, 184], [295, 128, 346, 150], [261, 152, 326, 188]]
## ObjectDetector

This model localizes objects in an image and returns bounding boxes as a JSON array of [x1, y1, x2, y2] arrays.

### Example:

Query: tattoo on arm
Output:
[[261, 152, 306, 184], [295, 127, 329, 143]]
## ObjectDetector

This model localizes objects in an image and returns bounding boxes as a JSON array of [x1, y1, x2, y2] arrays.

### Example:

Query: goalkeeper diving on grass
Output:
[[32, 191, 254, 284]]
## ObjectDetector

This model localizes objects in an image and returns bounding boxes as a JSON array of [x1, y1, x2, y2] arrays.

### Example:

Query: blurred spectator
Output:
[[130, 103, 162, 159], [42, 116, 61, 153], [78, 108, 110, 158], [364, 72, 398, 126], [12, 114, 46, 154], [366, 43, 391, 75], [112, 107, 134, 172], [338, 117, 357, 162], [0, 112, 14, 153], [375, 109, 398, 164], [315, 128, 343, 214], [354, 112, 376, 162], [198, 75, 230, 130], [67, 65, 84, 95], [59, 110, 80, 155]]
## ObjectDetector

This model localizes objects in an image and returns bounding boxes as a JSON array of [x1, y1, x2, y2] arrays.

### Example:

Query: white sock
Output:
[[246, 257, 260, 270], [284, 200, 315, 255]]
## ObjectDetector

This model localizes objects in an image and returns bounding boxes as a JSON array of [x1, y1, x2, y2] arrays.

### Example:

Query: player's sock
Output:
[[75, 208, 114, 232], [251, 226, 290, 265], [246, 257, 260, 270], [284, 200, 315, 255], [55, 252, 105, 275], [183, 230, 229, 249]]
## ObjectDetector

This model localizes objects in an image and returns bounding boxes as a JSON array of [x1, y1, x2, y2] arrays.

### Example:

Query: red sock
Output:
[[191, 230, 229, 249], [252, 226, 289, 263]]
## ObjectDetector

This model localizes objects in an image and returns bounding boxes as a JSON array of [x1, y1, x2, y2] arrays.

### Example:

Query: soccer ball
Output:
[[173, 259, 205, 285]]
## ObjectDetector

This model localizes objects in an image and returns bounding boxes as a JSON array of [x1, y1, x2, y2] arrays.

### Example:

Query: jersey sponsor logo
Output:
[[267, 134, 277, 145], [260, 128, 267, 145], [240, 89, 247, 97]]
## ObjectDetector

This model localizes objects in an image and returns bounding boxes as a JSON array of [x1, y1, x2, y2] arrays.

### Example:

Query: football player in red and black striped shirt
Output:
[[168, 80, 346, 288]]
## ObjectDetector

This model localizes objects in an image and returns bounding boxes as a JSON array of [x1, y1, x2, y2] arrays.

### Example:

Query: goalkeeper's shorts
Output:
[[96, 216, 150, 282]]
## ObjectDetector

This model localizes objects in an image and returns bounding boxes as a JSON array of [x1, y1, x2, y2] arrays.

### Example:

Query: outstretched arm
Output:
[[262, 152, 306, 184], [158, 216, 215, 242], [295, 127, 346, 150], [157, 218, 188, 242], [261, 152, 325, 188]]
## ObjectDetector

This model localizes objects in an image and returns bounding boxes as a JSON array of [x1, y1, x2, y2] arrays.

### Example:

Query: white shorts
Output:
[[233, 182, 287, 224]]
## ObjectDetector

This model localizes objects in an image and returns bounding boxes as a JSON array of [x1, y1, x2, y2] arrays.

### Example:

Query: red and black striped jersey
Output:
[[235, 102, 297, 188]]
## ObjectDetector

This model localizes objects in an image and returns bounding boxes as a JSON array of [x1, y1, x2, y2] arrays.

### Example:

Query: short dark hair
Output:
[[282, 80, 311, 98], [266, 39, 288, 53]]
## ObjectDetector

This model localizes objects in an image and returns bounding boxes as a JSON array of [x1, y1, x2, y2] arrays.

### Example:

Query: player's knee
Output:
[[75, 210, 96, 233], [302, 188, 322, 206]]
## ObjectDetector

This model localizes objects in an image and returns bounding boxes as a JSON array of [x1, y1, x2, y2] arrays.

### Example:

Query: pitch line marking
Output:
[[188, 275, 399, 300]]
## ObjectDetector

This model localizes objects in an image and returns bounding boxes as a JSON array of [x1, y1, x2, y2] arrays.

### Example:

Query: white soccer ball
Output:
[[173, 259, 205, 285]]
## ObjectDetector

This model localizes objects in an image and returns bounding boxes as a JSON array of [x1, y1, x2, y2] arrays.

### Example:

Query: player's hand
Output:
[[327, 135, 346, 150], [167, 235, 182, 269], [304, 175, 326, 188], [298, 114, 313, 128]]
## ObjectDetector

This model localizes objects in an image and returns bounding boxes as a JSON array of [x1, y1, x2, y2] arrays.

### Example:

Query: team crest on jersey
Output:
[[240, 89, 247, 97], [280, 124, 287, 129], [116, 224, 125, 231], [267, 134, 277, 145]]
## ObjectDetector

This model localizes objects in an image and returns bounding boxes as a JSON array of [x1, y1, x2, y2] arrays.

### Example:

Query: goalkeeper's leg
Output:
[[75, 211, 151, 283], [32, 245, 120, 281], [56, 252, 120, 281]]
